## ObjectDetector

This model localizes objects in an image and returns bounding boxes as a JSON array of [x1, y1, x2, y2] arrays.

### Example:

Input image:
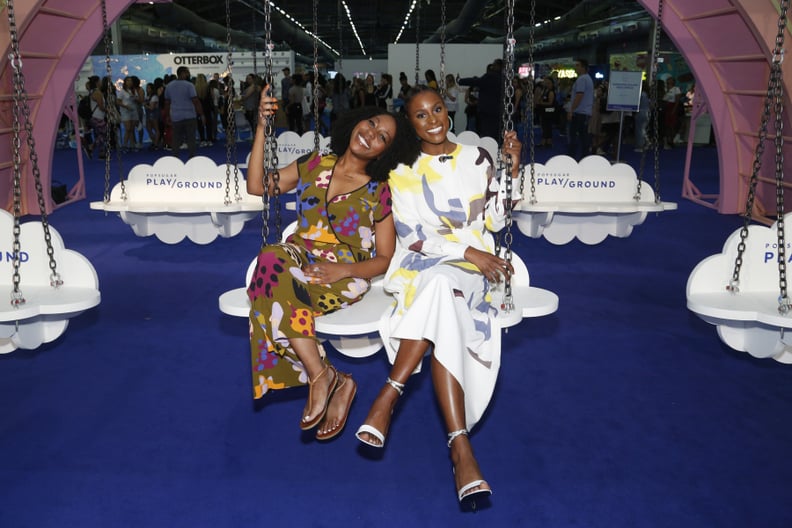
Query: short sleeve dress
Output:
[[247, 151, 392, 399]]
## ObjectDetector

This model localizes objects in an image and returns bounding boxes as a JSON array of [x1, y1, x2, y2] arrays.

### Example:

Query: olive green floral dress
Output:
[[247, 151, 392, 399]]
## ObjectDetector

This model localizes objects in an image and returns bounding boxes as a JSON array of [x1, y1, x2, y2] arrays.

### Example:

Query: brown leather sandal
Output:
[[316, 372, 357, 441], [299, 365, 338, 431]]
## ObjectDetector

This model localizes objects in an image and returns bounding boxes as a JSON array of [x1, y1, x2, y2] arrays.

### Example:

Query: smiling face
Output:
[[406, 89, 451, 154], [348, 113, 397, 160]]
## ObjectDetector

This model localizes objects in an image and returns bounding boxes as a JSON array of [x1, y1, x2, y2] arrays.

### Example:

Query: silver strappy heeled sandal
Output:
[[448, 429, 492, 509], [355, 377, 405, 448]]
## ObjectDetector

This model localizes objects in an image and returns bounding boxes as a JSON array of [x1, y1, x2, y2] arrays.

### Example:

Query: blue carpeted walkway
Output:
[[1, 138, 790, 527]]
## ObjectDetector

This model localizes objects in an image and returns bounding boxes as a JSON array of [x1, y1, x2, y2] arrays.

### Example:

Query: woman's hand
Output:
[[464, 247, 514, 283], [501, 130, 522, 178], [304, 262, 350, 285], [257, 84, 279, 123]]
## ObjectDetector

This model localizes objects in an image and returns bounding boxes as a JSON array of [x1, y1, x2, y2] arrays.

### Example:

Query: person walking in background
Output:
[[443, 74, 459, 133], [566, 58, 594, 160], [424, 69, 439, 90], [144, 83, 160, 150], [163, 66, 204, 159], [536, 76, 556, 148], [376, 73, 393, 110], [458, 59, 504, 141], [241, 73, 262, 137]]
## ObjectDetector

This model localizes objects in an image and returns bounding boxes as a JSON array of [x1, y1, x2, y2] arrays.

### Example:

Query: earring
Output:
[[448, 116, 454, 132]]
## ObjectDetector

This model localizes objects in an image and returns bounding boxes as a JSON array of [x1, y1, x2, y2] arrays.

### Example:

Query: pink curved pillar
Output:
[[640, 0, 792, 215], [1, 0, 134, 215]]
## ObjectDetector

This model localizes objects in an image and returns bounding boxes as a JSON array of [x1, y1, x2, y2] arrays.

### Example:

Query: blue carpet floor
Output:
[[1, 137, 790, 527]]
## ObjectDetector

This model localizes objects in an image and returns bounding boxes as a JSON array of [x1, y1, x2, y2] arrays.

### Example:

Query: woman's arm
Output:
[[306, 214, 396, 284], [246, 85, 300, 197]]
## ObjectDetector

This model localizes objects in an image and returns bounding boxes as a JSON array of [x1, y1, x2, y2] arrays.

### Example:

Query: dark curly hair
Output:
[[329, 106, 420, 182], [404, 85, 442, 109]]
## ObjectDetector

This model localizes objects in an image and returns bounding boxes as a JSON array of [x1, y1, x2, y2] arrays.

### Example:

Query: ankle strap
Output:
[[386, 377, 405, 396], [447, 428, 468, 448]]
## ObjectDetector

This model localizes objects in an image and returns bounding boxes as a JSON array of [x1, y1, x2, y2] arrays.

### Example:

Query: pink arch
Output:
[[1, 0, 790, 216], [641, 0, 791, 215], [1, 0, 134, 215]]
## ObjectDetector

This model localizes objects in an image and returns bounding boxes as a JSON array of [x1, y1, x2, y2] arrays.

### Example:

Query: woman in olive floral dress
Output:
[[246, 88, 419, 440]]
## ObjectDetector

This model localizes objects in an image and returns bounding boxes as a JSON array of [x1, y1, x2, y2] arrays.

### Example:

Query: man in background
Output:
[[163, 66, 204, 159]]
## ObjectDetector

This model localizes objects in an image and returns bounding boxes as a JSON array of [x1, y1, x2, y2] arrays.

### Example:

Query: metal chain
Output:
[[414, 0, 421, 86], [526, 0, 535, 203], [729, 0, 789, 305], [773, 1, 789, 313], [495, 0, 517, 313], [312, 0, 320, 152], [439, 0, 446, 94], [6, 0, 62, 300], [262, 0, 282, 245], [774, 58, 788, 313], [224, 0, 241, 206], [637, 0, 664, 202], [98, 0, 126, 201], [252, 6, 258, 76], [337, 0, 344, 73], [101, 0, 124, 202]]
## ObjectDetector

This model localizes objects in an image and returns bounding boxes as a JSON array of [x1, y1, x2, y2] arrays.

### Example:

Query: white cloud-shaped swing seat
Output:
[[89, 156, 264, 245], [687, 213, 792, 364], [514, 155, 677, 245], [0, 210, 100, 353], [218, 223, 559, 358]]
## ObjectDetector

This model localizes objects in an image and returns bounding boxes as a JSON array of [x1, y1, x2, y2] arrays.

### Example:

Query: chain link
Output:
[[439, 0, 446, 95], [223, 0, 242, 206], [526, 0, 535, 203], [6, 0, 62, 306], [415, 0, 421, 86], [262, 0, 282, 245], [729, 0, 789, 314], [312, 0, 321, 153], [637, 0, 664, 202], [252, 7, 258, 76], [494, 0, 518, 313], [100, 0, 121, 202], [337, 0, 344, 73]]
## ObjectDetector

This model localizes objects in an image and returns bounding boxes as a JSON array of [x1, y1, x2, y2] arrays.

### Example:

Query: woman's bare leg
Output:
[[357, 338, 430, 446], [290, 337, 336, 426], [431, 355, 490, 498]]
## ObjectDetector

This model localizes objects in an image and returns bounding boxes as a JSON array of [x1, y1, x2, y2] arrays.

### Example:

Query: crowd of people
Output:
[[76, 59, 695, 166], [78, 67, 240, 160]]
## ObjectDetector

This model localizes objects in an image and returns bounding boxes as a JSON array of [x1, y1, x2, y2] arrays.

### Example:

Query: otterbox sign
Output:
[[173, 55, 225, 66]]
